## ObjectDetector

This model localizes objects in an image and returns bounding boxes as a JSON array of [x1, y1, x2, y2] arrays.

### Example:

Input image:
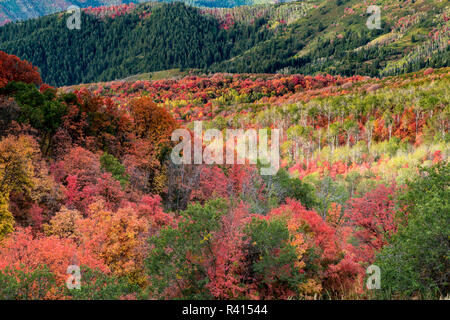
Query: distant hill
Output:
[[0, 1, 275, 85], [0, 1, 143, 25], [0, 0, 448, 86], [0, 0, 290, 26]]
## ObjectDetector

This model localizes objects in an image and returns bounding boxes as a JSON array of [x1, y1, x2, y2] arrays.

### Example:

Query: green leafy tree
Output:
[[0, 266, 58, 300], [1, 81, 68, 154], [375, 163, 450, 299], [65, 266, 141, 300], [146, 199, 228, 299], [244, 217, 311, 299], [100, 152, 129, 188], [264, 168, 317, 210]]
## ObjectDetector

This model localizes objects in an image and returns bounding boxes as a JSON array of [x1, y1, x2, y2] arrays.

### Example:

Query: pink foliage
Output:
[[345, 184, 398, 263], [206, 203, 251, 299]]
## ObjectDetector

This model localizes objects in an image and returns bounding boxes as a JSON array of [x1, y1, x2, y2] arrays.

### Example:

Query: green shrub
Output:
[[375, 163, 450, 299]]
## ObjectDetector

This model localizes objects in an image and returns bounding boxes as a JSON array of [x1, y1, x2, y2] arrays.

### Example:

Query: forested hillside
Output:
[[209, 0, 449, 76], [0, 2, 273, 86], [0, 1, 448, 86], [0, 0, 145, 25], [0, 0, 285, 26]]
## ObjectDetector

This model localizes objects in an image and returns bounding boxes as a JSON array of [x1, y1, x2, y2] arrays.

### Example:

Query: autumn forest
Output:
[[0, 0, 448, 302]]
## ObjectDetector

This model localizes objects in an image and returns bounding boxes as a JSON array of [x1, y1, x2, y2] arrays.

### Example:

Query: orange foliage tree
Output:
[[76, 200, 166, 285], [0, 227, 108, 298], [130, 97, 177, 146], [126, 97, 178, 195]]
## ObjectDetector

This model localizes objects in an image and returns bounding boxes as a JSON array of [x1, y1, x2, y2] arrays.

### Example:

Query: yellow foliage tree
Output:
[[0, 135, 39, 239], [0, 194, 13, 240]]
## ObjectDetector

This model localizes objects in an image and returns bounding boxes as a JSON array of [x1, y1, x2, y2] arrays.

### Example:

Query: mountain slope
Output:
[[0, 0, 448, 86], [0, 2, 274, 86], [0, 0, 287, 26], [209, 0, 449, 76], [0, 1, 149, 25]]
